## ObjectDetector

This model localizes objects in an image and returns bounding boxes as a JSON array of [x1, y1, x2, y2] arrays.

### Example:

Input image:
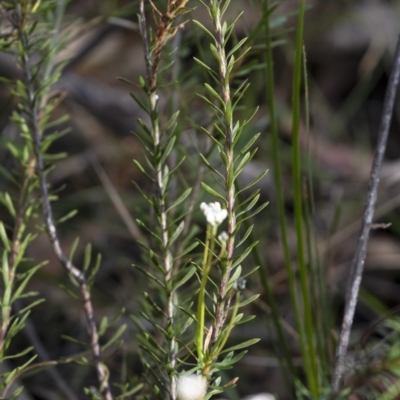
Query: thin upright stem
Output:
[[8, 9, 113, 400], [210, 1, 236, 346], [262, 0, 297, 380], [291, 0, 319, 395], [139, 2, 177, 397], [331, 35, 400, 394]]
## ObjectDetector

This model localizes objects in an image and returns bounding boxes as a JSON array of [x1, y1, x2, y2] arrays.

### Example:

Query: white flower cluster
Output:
[[177, 374, 207, 400], [200, 202, 228, 227]]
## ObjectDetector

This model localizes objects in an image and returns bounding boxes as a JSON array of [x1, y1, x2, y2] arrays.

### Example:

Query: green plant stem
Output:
[[5, 7, 114, 399], [139, 2, 177, 397], [261, 0, 299, 375], [196, 224, 216, 366], [291, 0, 319, 396], [214, 292, 240, 357], [209, 0, 237, 349], [303, 47, 331, 376], [0, 157, 34, 355]]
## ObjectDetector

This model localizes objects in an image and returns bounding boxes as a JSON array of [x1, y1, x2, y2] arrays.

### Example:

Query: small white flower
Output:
[[200, 202, 228, 227], [177, 374, 207, 400], [242, 394, 277, 400], [218, 231, 229, 244]]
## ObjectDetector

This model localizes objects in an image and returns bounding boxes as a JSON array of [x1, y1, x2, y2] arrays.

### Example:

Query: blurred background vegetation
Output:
[[2, 0, 400, 399]]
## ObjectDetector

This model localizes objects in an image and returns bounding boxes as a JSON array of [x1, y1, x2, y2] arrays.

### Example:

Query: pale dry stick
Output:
[[331, 35, 400, 394], [0, 6, 114, 400]]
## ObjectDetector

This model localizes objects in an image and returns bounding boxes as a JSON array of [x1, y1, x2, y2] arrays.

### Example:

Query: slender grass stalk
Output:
[[262, 0, 321, 394], [303, 46, 332, 377], [291, 0, 320, 395]]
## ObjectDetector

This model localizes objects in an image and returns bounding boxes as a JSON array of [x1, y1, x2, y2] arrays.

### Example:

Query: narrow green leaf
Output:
[[221, 338, 260, 353], [210, 43, 221, 64], [200, 126, 223, 149], [1, 345, 33, 362], [242, 265, 259, 278], [219, 151, 228, 167], [134, 265, 164, 288], [103, 324, 127, 350], [88, 253, 102, 286], [236, 194, 260, 218], [234, 131, 260, 154], [227, 37, 248, 59], [197, 94, 223, 115], [14, 233, 36, 268], [117, 76, 136, 86], [192, 20, 215, 41], [239, 294, 260, 308], [0, 165, 18, 185], [228, 265, 242, 285], [130, 92, 150, 114], [236, 225, 254, 247], [234, 151, 252, 180], [193, 57, 212, 72], [174, 266, 196, 289], [2, 193, 16, 219], [237, 169, 268, 196], [0, 222, 10, 252], [167, 188, 192, 212], [133, 160, 155, 182], [160, 136, 176, 166], [136, 118, 153, 140], [174, 241, 199, 259], [59, 284, 80, 300], [201, 182, 226, 203], [61, 335, 87, 346], [168, 221, 184, 247], [83, 243, 92, 272], [57, 209, 78, 224], [2, 250, 9, 286], [238, 202, 269, 223], [235, 315, 256, 325], [199, 153, 224, 180], [99, 316, 109, 336], [68, 237, 80, 263], [232, 241, 258, 268], [11, 264, 42, 302], [204, 83, 224, 105]]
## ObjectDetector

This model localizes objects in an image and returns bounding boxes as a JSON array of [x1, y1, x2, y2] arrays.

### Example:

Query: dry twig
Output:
[[331, 35, 400, 395]]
